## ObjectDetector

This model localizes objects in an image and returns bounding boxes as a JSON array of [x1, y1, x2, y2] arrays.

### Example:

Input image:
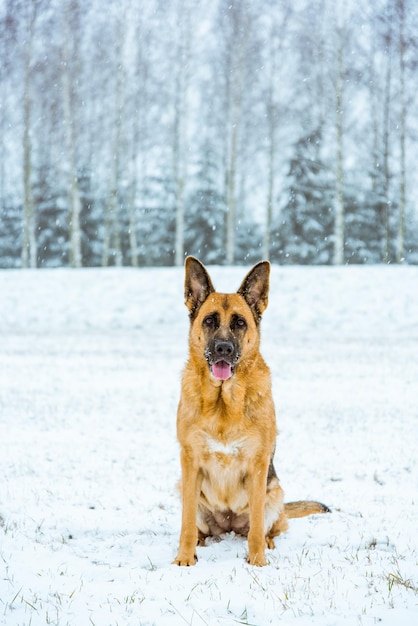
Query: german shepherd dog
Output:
[[173, 257, 330, 567]]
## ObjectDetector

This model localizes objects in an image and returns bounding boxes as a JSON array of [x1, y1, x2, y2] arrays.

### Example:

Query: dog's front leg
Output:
[[173, 449, 201, 566], [247, 459, 269, 566]]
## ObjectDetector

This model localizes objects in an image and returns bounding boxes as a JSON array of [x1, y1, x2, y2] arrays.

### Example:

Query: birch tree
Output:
[[125, 0, 149, 268], [61, 0, 82, 268], [262, 6, 290, 260], [396, 0, 406, 263], [172, 0, 191, 267], [333, 22, 345, 266], [381, 7, 393, 263], [222, 0, 250, 265], [102, 10, 124, 267], [327, 0, 348, 267], [367, 8, 381, 198], [21, 1, 38, 268]]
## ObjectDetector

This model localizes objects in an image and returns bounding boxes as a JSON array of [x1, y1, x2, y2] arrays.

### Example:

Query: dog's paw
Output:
[[265, 536, 275, 550], [247, 552, 267, 567], [172, 553, 198, 566]]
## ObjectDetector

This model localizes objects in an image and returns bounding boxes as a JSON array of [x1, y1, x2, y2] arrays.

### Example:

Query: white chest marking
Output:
[[206, 437, 243, 456]]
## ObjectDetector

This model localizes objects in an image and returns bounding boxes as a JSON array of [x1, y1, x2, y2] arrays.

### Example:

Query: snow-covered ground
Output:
[[0, 264, 417, 626]]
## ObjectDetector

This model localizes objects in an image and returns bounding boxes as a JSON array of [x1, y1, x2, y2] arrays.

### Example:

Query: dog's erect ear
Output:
[[184, 256, 215, 319], [237, 261, 270, 322]]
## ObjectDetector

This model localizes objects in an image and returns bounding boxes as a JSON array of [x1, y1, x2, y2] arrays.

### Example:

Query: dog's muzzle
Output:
[[205, 340, 239, 381]]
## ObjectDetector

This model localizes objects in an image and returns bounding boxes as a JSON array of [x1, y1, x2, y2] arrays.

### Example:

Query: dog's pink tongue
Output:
[[212, 361, 232, 381]]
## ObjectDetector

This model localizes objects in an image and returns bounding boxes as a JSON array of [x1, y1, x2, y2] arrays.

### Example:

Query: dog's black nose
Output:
[[214, 341, 234, 358]]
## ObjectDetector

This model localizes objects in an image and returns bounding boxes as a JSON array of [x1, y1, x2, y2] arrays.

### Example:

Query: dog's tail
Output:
[[284, 500, 331, 519]]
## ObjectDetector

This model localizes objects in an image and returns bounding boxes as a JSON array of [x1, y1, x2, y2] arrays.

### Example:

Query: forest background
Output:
[[1, 0, 417, 269]]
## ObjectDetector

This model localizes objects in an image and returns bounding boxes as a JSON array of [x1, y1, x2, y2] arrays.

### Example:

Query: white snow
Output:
[[0, 264, 417, 626]]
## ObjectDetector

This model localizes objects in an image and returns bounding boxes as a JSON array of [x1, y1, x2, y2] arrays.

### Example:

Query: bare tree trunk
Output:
[[263, 6, 291, 261], [103, 143, 123, 267], [127, 10, 140, 269], [225, 98, 239, 266], [368, 11, 380, 195], [263, 27, 276, 262], [397, 0, 406, 263], [21, 3, 38, 269], [127, 162, 139, 268], [263, 124, 275, 261], [126, 0, 152, 268], [61, 0, 82, 268], [382, 23, 392, 264], [102, 17, 124, 267], [173, 64, 187, 268], [126, 95, 138, 266], [334, 25, 345, 266], [225, 2, 249, 266], [173, 0, 190, 267], [101, 200, 111, 267], [173, 80, 187, 267]]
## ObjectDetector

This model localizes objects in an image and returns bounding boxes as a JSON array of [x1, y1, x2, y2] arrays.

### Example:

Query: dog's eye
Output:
[[234, 317, 247, 329], [203, 315, 215, 327]]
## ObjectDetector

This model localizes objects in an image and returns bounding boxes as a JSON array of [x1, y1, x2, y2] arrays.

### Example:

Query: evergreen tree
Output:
[[344, 186, 391, 264], [0, 203, 21, 267], [135, 170, 176, 266], [271, 130, 333, 265], [185, 141, 225, 265], [79, 169, 103, 267], [235, 220, 263, 265]]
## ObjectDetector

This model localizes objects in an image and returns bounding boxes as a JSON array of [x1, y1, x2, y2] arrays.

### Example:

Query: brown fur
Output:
[[173, 257, 330, 567]]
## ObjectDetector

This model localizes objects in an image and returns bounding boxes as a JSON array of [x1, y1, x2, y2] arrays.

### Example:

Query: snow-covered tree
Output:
[[271, 130, 334, 264]]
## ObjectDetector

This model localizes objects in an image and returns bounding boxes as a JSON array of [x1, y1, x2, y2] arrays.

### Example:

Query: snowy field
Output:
[[0, 264, 417, 626]]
